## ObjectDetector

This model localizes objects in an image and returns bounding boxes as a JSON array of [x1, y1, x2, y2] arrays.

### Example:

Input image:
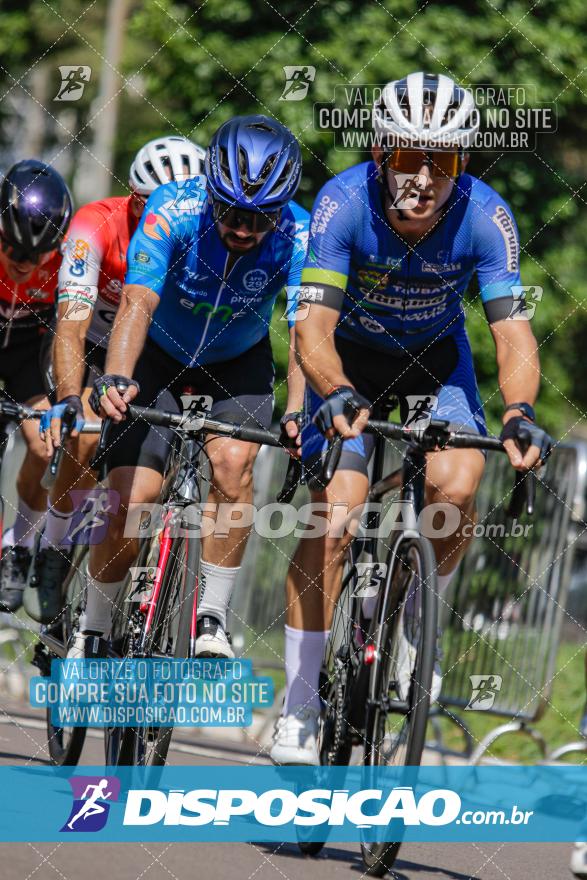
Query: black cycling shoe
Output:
[[195, 615, 234, 658], [67, 630, 109, 660], [24, 546, 71, 625], [0, 546, 32, 612]]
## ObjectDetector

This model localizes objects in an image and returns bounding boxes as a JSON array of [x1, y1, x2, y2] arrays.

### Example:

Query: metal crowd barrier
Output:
[[228, 436, 582, 759], [436, 443, 580, 762]]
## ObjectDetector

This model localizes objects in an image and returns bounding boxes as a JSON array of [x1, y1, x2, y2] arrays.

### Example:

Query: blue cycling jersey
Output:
[[301, 163, 522, 353], [125, 176, 309, 366]]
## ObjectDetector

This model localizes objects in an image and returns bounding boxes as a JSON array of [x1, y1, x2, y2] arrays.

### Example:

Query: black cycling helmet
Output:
[[0, 160, 72, 261]]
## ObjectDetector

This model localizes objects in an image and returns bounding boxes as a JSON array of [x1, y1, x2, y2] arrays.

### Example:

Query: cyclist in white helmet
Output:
[[271, 72, 551, 765], [27, 135, 206, 625]]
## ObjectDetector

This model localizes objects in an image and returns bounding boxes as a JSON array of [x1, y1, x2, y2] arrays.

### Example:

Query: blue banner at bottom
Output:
[[0, 765, 585, 843]]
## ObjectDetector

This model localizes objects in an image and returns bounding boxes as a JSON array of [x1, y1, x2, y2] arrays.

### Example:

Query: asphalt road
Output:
[[0, 704, 574, 880]]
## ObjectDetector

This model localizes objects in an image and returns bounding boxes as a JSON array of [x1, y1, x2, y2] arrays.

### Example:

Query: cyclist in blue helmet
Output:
[[65, 115, 309, 661], [0, 160, 72, 614]]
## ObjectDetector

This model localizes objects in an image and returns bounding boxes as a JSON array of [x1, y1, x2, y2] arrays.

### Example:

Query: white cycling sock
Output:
[[197, 561, 239, 631], [283, 625, 330, 715], [11, 497, 46, 549], [79, 575, 124, 637], [437, 567, 458, 595], [41, 507, 73, 550]]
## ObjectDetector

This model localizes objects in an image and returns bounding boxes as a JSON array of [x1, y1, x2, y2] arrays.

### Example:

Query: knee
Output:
[[210, 442, 257, 502], [427, 465, 480, 512]]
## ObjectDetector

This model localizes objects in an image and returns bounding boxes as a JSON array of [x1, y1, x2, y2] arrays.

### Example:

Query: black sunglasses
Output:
[[211, 199, 280, 233], [0, 233, 49, 264]]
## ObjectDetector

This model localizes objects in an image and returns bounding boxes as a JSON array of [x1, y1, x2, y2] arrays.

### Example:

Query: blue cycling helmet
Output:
[[0, 159, 72, 260], [206, 114, 301, 211]]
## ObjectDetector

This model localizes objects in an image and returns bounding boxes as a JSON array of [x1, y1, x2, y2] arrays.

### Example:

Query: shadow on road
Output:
[[0, 750, 51, 765], [256, 841, 482, 879]]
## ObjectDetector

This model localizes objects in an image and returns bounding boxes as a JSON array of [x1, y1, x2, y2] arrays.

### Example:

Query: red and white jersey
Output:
[[58, 196, 140, 347], [0, 250, 61, 333]]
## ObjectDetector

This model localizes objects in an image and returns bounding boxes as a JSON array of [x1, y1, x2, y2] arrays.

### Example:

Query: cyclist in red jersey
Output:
[[0, 160, 72, 613], [30, 136, 206, 624]]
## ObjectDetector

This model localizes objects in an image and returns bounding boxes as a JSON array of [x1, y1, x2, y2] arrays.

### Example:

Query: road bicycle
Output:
[[82, 401, 297, 768], [298, 407, 535, 875], [0, 399, 101, 765]]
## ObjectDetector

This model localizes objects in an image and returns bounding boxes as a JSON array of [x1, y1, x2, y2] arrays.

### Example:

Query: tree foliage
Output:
[[1, 0, 586, 429]]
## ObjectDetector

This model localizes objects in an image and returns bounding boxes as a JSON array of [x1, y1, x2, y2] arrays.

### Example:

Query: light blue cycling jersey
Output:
[[125, 176, 309, 366], [301, 163, 521, 353]]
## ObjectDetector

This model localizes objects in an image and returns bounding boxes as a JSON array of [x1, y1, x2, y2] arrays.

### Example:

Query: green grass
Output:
[[252, 640, 586, 764]]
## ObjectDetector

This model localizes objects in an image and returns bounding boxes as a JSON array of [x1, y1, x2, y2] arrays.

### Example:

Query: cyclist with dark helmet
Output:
[[75, 115, 308, 660], [0, 160, 72, 614]]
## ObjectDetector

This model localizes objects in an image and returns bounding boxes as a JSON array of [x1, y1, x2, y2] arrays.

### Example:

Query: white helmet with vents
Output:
[[129, 135, 206, 195], [373, 72, 480, 150]]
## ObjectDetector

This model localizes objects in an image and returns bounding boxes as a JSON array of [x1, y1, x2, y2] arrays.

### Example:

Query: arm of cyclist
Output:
[[90, 187, 176, 421], [474, 197, 551, 471], [296, 300, 370, 440], [280, 326, 305, 457], [92, 283, 158, 421], [41, 219, 105, 452], [491, 318, 551, 469]]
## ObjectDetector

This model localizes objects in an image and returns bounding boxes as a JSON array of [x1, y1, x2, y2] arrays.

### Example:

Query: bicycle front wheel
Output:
[[130, 526, 199, 767], [45, 545, 89, 766], [361, 536, 438, 876]]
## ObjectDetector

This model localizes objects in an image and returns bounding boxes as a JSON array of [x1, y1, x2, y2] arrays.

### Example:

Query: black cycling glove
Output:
[[313, 386, 371, 435], [279, 411, 303, 448], [89, 374, 140, 416], [500, 416, 552, 463]]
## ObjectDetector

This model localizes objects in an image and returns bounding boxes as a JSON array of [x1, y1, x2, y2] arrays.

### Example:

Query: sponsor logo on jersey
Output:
[[69, 239, 90, 277], [359, 314, 385, 333], [299, 284, 324, 303], [357, 268, 392, 291], [363, 290, 447, 310], [243, 269, 268, 292], [367, 255, 403, 269], [135, 251, 150, 264], [24, 287, 51, 300], [179, 299, 234, 322], [421, 260, 462, 273], [310, 194, 339, 236], [144, 212, 171, 242], [491, 205, 518, 272]]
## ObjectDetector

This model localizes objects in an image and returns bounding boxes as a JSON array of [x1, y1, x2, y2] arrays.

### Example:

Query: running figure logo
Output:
[[61, 776, 120, 832], [465, 674, 503, 711], [63, 489, 120, 546], [280, 66, 316, 101], [507, 285, 543, 321], [404, 395, 438, 431], [54, 66, 91, 102], [391, 173, 427, 209]]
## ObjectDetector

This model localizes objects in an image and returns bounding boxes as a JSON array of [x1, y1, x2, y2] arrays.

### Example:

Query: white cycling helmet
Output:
[[373, 72, 480, 150], [129, 135, 206, 195]]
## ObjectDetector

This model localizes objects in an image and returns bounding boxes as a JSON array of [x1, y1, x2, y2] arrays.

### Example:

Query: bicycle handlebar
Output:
[[319, 417, 538, 517], [89, 404, 300, 501]]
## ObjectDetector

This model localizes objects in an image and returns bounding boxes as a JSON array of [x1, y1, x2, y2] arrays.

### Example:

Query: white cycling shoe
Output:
[[270, 704, 320, 765], [395, 616, 442, 705], [571, 842, 587, 878], [195, 615, 234, 659]]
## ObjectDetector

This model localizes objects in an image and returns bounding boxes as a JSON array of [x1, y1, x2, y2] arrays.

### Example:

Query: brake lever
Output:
[[41, 405, 77, 490], [277, 456, 302, 503], [505, 427, 535, 518], [318, 435, 343, 490]]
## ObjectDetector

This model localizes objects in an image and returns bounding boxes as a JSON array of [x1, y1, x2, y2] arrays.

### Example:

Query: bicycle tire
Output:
[[112, 524, 199, 767], [360, 536, 438, 877], [297, 553, 358, 856], [45, 546, 89, 766]]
